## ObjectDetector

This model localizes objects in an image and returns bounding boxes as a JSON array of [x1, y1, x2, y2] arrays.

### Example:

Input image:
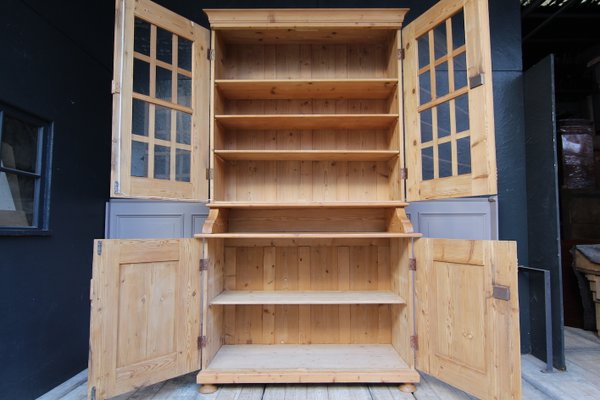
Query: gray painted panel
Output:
[[406, 197, 498, 240], [106, 199, 209, 239]]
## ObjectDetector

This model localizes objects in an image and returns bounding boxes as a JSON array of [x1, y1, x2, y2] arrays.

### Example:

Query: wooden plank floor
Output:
[[38, 327, 600, 400]]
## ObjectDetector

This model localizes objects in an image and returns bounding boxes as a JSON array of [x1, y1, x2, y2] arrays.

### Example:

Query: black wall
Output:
[[0, 0, 113, 398], [0, 0, 526, 398]]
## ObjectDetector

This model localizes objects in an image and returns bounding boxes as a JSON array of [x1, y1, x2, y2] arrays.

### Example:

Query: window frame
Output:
[[0, 102, 53, 235]]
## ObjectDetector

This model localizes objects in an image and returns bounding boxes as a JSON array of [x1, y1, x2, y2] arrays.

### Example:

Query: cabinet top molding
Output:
[[203, 9, 409, 29]]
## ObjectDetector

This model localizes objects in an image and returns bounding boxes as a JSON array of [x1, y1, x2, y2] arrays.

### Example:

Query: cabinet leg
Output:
[[199, 384, 218, 394], [399, 383, 417, 393]]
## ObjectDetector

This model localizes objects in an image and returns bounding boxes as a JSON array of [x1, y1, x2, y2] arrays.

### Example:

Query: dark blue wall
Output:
[[0, 0, 526, 398], [0, 0, 113, 398]]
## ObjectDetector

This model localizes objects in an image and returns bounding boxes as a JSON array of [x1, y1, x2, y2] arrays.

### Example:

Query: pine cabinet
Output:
[[88, 1, 521, 399]]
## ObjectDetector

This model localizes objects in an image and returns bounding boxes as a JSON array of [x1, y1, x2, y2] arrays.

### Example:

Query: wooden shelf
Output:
[[214, 150, 399, 161], [197, 344, 419, 384], [195, 232, 421, 239], [215, 79, 397, 100], [207, 201, 408, 209], [215, 114, 398, 130], [211, 290, 405, 305]]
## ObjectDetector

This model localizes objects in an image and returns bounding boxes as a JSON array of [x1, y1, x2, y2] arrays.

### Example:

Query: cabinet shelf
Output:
[[215, 79, 398, 100], [214, 150, 399, 161], [197, 344, 419, 384], [195, 232, 421, 239], [215, 114, 398, 130], [207, 201, 408, 209], [211, 290, 405, 305]]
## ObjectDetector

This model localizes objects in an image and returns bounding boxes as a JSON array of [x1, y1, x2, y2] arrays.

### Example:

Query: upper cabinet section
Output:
[[110, 0, 210, 200], [403, 0, 497, 201]]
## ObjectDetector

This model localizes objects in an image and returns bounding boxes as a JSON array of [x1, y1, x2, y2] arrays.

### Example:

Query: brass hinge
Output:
[[410, 335, 419, 350], [206, 168, 213, 180], [207, 48, 215, 60], [96, 241, 103, 256], [400, 168, 408, 180], [198, 336, 207, 348], [493, 285, 510, 301], [408, 257, 416, 271], [200, 258, 209, 271], [398, 48, 405, 60]]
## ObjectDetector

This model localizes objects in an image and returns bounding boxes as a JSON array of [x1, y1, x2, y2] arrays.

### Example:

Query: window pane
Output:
[[452, 10, 465, 49], [437, 102, 451, 138], [154, 145, 170, 180], [438, 141, 452, 178], [433, 23, 447, 60], [176, 111, 191, 145], [156, 27, 173, 64], [178, 37, 193, 71], [131, 140, 148, 177], [419, 70, 431, 105], [455, 94, 470, 133], [134, 18, 151, 56], [0, 172, 35, 226], [156, 67, 172, 101], [177, 74, 192, 107], [418, 34, 430, 69], [155, 106, 171, 141], [1, 115, 39, 172], [454, 51, 467, 90], [420, 109, 433, 143], [176, 149, 190, 182], [132, 99, 149, 136], [421, 146, 433, 181], [435, 61, 449, 98], [133, 59, 150, 96], [457, 136, 471, 175]]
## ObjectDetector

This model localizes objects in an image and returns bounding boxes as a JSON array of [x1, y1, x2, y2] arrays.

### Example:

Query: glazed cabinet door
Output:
[[403, 0, 497, 200], [415, 238, 521, 399], [110, 0, 210, 200], [88, 239, 202, 400]]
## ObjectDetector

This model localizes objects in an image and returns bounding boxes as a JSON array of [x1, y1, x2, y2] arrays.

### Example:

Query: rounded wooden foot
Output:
[[199, 384, 218, 394], [399, 383, 417, 393]]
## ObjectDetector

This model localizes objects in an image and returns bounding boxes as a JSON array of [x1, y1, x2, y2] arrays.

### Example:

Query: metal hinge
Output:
[[207, 48, 215, 60], [408, 257, 416, 271], [198, 336, 207, 348], [111, 80, 120, 94], [493, 285, 510, 301], [410, 335, 419, 350], [90, 386, 96, 400], [469, 73, 485, 89], [400, 168, 408, 180], [206, 168, 213, 180], [114, 181, 120, 194], [96, 241, 103, 256], [200, 258, 209, 271], [398, 48, 405, 60]]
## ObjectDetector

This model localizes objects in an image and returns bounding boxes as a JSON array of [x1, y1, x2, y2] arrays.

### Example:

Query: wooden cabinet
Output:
[[88, 1, 520, 399]]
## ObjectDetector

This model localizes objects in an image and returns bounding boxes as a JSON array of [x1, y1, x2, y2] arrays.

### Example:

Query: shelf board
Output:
[[215, 114, 398, 130], [195, 232, 421, 239], [214, 150, 398, 161], [211, 290, 405, 305], [207, 201, 408, 209], [197, 344, 419, 384], [215, 79, 397, 100]]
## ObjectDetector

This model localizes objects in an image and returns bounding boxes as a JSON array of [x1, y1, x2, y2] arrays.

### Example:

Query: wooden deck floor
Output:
[[38, 327, 600, 400]]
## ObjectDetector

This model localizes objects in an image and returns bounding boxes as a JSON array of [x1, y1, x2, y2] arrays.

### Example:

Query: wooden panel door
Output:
[[403, 0, 497, 200], [415, 238, 521, 399], [88, 239, 201, 400], [111, 0, 210, 200]]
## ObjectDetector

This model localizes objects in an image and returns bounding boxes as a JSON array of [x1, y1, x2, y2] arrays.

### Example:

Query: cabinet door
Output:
[[415, 238, 521, 399], [111, 0, 210, 200], [88, 239, 201, 400], [403, 0, 497, 201]]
